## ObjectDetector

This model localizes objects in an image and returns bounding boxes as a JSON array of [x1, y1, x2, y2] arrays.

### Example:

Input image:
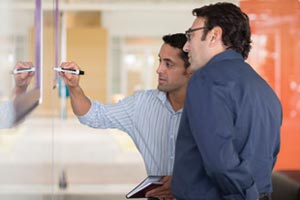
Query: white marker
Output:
[[54, 67, 85, 75], [13, 67, 35, 74]]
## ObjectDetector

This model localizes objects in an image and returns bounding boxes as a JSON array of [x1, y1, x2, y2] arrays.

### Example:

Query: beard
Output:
[[157, 84, 167, 92]]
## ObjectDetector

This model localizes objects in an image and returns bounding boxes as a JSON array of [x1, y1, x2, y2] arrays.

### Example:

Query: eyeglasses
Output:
[[185, 27, 206, 41]]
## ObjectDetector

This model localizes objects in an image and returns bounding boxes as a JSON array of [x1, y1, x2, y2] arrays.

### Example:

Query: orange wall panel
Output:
[[241, 0, 300, 170]]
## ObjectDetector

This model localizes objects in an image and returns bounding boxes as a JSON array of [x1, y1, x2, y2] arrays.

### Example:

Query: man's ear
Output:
[[209, 26, 222, 45]]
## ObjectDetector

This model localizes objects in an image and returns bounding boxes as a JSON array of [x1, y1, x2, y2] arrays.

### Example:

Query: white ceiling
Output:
[[11, 0, 238, 11]]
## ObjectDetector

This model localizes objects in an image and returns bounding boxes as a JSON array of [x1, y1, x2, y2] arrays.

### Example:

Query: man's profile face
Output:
[[156, 43, 189, 93], [184, 17, 210, 72]]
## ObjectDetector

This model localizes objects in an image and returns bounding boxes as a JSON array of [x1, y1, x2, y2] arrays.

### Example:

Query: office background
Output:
[[0, 0, 299, 199]]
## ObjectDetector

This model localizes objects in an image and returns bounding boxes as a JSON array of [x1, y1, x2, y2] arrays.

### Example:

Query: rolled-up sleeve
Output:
[[78, 95, 136, 134]]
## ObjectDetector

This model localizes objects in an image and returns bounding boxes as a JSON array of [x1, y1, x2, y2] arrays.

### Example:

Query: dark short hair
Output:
[[162, 33, 190, 69], [192, 2, 252, 59]]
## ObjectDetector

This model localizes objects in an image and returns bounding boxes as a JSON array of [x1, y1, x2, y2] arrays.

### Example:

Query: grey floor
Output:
[[0, 116, 147, 200]]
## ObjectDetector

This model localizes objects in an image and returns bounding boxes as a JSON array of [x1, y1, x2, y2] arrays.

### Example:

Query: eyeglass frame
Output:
[[185, 26, 207, 41]]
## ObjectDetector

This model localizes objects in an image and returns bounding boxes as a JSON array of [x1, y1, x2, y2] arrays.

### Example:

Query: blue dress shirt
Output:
[[172, 50, 282, 200]]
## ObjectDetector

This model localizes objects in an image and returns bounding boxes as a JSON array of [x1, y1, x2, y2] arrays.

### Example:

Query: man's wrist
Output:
[[13, 85, 28, 97]]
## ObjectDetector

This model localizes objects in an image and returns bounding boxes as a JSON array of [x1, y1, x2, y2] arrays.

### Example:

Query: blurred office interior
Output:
[[0, 0, 300, 199]]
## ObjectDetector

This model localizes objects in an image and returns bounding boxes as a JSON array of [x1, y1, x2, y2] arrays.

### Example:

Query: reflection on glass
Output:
[[0, 102, 15, 129], [0, 62, 35, 129], [0, 1, 49, 199], [0, 0, 36, 129], [0, 0, 14, 129]]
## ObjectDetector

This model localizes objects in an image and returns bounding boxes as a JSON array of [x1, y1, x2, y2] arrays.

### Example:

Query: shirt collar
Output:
[[157, 90, 168, 104], [156, 90, 183, 113], [208, 49, 244, 66]]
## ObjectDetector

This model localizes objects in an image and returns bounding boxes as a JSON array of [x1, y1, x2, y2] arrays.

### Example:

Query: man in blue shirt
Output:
[[172, 3, 282, 200]]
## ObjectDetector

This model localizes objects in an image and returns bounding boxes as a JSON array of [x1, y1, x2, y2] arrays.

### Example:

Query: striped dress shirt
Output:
[[78, 89, 182, 176], [0, 101, 15, 129]]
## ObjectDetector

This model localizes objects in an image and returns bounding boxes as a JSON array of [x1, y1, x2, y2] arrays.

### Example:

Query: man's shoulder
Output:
[[131, 89, 166, 105], [133, 89, 161, 98]]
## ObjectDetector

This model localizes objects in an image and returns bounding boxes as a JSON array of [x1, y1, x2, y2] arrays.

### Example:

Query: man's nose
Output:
[[183, 41, 190, 52], [156, 64, 165, 74]]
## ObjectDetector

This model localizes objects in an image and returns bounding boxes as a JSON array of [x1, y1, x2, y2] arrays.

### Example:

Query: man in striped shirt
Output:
[[59, 33, 191, 200]]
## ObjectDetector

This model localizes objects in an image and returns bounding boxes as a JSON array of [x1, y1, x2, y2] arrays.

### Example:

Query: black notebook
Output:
[[126, 176, 163, 199]]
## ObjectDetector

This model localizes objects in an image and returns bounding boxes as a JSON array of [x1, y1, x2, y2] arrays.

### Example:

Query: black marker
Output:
[[54, 67, 85, 75]]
